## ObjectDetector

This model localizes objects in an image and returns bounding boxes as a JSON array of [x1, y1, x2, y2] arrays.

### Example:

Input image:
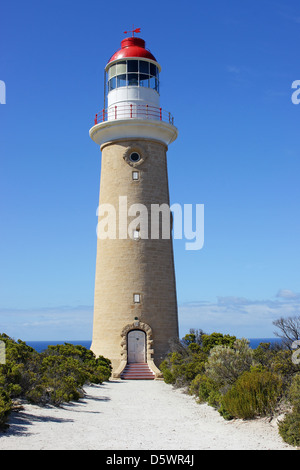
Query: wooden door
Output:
[[127, 330, 146, 363]]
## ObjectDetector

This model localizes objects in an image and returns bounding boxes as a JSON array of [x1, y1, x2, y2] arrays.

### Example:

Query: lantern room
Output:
[[90, 34, 178, 146], [105, 37, 162, 121]]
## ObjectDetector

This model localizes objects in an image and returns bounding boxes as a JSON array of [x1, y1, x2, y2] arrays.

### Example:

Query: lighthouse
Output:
[[89, 32, 179, 379]]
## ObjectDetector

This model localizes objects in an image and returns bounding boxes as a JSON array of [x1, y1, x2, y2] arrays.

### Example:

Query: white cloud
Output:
[[2, 291, 300, 342], [178, 293, 300, 339], [276, 289, 300, 300], [0, 305, 93, 341]]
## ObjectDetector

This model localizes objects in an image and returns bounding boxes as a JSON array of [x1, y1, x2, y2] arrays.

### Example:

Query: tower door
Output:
[[127, 330, 146, 363]]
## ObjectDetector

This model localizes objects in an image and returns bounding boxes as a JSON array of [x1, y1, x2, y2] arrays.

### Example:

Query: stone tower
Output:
[[89, 34, 179, 378]]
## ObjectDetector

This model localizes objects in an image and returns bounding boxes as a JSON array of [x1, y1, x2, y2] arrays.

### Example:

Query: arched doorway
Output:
[[127, 330, 146, 363]]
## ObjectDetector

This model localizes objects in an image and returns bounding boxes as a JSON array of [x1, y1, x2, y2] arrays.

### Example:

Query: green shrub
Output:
[[189, 373, 204, 396], [278, 411, 300, 447], [161, 329, 300, 433], [222, 369, 283, 419], [0, 391, 12, 429], [0, 334, 112, 428], [43, 344, 112, 384], [162, 369, 176, 384], [205, 338, 253, 388], [189, 373, 233, 419], [270, 350, 299, 386], [253, 342, 276, 368], [201, 332, 236, 353], [278, 373, 300, 447], [160, 341, 207, 388], [189, 374, 218, 402], [25, 343, 112, 405]]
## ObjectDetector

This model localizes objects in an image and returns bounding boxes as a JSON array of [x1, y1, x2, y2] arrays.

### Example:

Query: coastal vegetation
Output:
[[160, 317, 300, 447], [0, 334, 111, 429], [1, 318, 299, 447]]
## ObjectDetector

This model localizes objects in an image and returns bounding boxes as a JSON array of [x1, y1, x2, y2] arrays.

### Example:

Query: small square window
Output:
[[133, 230, 140, 240], [133, 294, 140, 303], [132, 171, 139, 180]]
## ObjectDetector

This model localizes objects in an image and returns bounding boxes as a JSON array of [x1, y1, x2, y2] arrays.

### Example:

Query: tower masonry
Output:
[[89, 34, 179, 379]]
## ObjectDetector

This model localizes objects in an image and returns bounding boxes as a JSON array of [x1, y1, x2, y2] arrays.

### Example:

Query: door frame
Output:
[[114, 321, 162, 379], [127, 329, 146, 363], [120, 321, 153, 364]]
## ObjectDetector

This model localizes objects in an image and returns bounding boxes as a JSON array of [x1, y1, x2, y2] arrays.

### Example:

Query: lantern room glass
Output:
[[107, 59, 159, 93]]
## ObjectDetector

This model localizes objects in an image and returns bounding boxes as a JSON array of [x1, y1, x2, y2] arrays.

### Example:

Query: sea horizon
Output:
[[26, 337, 282, 353]]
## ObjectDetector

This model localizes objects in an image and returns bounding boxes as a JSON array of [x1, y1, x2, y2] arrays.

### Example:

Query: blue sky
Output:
[[1, 0, 300, 341]]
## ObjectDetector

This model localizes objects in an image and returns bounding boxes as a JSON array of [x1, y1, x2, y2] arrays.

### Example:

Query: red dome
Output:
[[108, 37, 157, 64]]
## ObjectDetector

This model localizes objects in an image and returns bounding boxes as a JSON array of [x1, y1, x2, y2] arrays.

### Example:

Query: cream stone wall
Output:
[[90, 138, 179, 377]]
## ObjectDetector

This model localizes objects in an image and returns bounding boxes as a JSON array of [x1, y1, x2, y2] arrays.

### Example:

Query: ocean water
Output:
[[27, 340, 92, 353], [248, 337, 282, 349], [26, 338, 281, 353]]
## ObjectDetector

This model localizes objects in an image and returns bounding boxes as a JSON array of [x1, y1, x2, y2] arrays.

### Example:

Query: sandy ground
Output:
[[0, 380, 295, 450]]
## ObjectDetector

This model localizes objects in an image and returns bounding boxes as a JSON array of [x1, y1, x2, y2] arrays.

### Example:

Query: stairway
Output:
[[121, 362, 155, 380]]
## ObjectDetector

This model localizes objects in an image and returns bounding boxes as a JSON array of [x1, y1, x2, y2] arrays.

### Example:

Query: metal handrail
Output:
[[94, 104, 174, 125]]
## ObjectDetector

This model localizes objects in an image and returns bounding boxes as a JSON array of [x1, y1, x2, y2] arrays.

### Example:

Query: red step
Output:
[[121, 363, 155, 380]]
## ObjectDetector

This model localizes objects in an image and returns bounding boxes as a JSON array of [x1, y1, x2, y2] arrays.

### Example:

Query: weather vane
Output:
[[124, 26, 141, 37]]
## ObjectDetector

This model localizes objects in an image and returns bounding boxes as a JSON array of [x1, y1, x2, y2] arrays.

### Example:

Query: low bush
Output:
[[161, 326, 300, 446], [160, 331, 237, 389], [0, 334, 111, 428], [205, 339, 253, 390], [222, 369, 283, 419], [189, 374, 218, 403], [201, 332, 236, 353], [0, 391, 12, 429], [278, 373, 300, 447]]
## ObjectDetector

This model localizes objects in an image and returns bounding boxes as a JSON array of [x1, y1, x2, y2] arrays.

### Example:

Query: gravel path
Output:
[[0, 380, 295, 450]]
